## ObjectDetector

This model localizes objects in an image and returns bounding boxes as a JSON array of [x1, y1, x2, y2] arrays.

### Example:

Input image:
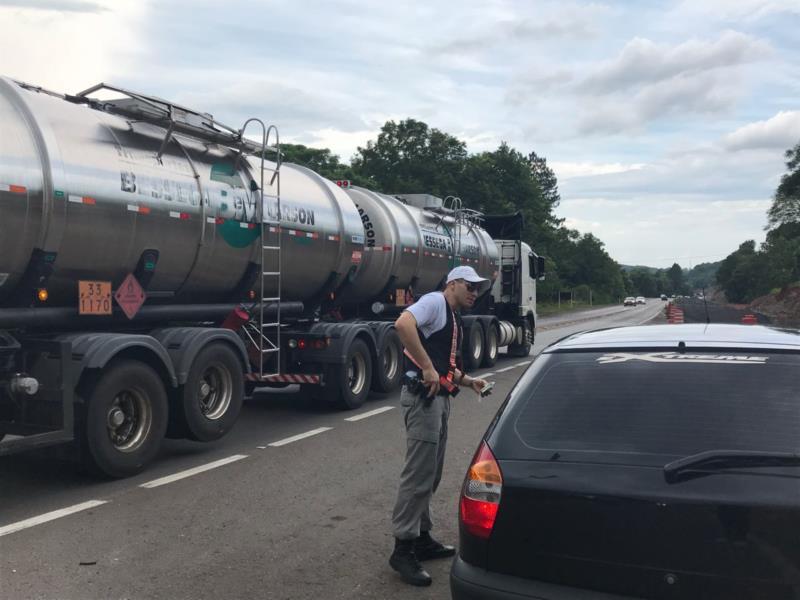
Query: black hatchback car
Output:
[[451, 324, 800, 600]]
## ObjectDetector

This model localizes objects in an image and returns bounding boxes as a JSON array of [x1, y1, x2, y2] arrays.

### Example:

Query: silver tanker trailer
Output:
[[0, 77, 544, 477]]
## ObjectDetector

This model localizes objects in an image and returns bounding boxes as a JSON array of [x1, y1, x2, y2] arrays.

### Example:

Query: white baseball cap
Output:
[[446, 266, 489, 293]]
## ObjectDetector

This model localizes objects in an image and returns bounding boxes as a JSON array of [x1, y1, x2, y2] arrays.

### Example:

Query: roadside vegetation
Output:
[[283, 119, 630, 307], [716, 141, 800, 304]]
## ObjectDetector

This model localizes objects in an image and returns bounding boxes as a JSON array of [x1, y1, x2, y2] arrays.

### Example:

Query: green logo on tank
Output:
[[217, 220, 261, 248]]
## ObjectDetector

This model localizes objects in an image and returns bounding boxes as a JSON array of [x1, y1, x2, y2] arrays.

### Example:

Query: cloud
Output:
[[577, 71, 741, 134], [0, 0, 106, 12], [550, 161, 645, 179], [0, 0, 146, 91], [723, 111, 800, 151], [671, 0, 800, 22], [579, 31, 770, 94]]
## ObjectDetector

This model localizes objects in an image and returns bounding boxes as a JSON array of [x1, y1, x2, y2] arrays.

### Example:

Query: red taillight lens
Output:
[[297, 338, 307, 350], [460, 441, 502, 539]]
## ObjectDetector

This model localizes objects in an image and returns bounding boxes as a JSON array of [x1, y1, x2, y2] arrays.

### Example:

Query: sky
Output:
[[1, 0, 799, 269]]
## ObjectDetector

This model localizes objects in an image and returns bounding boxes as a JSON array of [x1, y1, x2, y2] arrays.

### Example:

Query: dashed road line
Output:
[[267, 427, 333, 447], [0, 500, 108, 538], [139, 455, 249, 489], [514, 361, 532, 367], [345, 406, 395, 422], [480, 372, 495, 378], [495, 365, 520, 373]]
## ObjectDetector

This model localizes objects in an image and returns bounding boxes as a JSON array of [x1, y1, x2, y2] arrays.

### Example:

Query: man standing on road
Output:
[[389, 266, 490, 587]]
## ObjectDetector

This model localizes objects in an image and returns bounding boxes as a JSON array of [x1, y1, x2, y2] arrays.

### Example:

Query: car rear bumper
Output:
[[450, 557, 645, 600]]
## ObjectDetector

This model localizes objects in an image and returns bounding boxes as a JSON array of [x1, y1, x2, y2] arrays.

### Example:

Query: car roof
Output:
[[545, 324, 800, 352]]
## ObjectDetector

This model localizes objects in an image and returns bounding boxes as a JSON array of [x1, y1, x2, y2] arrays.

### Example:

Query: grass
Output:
[[537, 301, 617, 316]]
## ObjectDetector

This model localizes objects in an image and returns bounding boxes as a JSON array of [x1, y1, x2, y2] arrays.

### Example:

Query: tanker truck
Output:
[[0, 77, 545, 477]]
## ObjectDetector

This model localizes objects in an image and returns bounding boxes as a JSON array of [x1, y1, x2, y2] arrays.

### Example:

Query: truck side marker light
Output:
[[0, 183, 27, 194], [69, 195, 96, 205], [37, 288, 48, 302]]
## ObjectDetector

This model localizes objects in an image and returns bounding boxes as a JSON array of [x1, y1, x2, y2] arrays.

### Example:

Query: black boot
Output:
[[414, 531, 456, 561], [389, 538, 432, 586]]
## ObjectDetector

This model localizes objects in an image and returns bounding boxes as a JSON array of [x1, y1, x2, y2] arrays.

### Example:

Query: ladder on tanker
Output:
[[239, 121, 283, 379], [443, 196, 483, 268], [61, 82, 285, 378]]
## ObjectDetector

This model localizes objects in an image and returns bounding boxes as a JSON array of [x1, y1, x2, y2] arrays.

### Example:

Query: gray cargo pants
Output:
[[391, 385, 451, 540]]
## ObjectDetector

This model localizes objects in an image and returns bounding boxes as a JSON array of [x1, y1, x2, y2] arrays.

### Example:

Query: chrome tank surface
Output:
[[344, 186, 498, 301], [0, 77, 364, 306]]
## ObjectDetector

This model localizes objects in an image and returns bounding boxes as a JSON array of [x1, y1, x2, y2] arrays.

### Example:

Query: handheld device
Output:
[[479, 381, 495, 398]]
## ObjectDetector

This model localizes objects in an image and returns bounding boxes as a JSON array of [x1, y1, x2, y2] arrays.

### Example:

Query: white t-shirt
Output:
[[405, 292, 449, 339]]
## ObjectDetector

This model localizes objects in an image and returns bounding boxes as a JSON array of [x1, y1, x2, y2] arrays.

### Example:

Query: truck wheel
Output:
[[481, 324, 499, 367], [371, 329, 402, 393], [327, 338, 373, 410], [508, 319, 533, 357], [80, 360, 168, 478], [179, 343, 244, 442], [464, 322, 485, 371]]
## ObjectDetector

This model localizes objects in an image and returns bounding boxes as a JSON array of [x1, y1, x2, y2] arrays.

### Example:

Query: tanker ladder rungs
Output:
[[261, 297, 281, 302], [262, 271, 280, 276], [261, 322, 281, 328], [262, 246, 281, 250], [261, 348, 280, 354]]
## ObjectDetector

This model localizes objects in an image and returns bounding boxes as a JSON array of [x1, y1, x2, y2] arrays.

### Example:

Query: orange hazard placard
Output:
[[114, 273, 146, 320], [79, 281, 113, 315]]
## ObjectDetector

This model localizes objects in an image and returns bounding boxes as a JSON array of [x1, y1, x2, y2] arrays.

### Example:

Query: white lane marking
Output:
[[256, 446, 267, 449], [495, 365, 519, 373], [344, 406, 395, 422], [139, 455, 248, 489], [268, 427, 332, 447], [514, 361, 532, 367], [480, 372, 495, 378], [0, 500, 107, 538]]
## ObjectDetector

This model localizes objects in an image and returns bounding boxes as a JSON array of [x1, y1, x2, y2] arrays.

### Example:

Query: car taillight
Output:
[[460, 441, 502, 539]]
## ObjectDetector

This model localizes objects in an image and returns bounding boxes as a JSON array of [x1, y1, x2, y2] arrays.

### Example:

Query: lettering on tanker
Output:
[[264, 200, 316, 226], [357, 205, 376, 247]]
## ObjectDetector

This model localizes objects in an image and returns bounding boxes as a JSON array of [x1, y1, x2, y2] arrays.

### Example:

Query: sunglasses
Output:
[[461, 280, 480, 293]]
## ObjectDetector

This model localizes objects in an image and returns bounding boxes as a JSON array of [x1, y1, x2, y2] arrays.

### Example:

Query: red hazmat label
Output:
[[114, 273, 146, 320]]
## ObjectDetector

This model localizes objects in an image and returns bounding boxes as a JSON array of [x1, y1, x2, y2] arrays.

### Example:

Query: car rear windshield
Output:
[[502, 351, 800, 461]]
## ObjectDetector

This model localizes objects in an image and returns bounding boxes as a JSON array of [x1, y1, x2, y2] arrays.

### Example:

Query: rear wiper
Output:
[[664, 450, 800, 483]]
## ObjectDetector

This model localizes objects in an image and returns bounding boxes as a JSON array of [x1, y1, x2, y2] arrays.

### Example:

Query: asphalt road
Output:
[[0, 301, 663, 600]]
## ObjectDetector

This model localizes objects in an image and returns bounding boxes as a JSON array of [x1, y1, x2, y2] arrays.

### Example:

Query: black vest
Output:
[[406, 293, 463, 377]]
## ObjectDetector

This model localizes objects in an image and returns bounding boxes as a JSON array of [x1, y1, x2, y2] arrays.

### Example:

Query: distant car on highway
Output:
[[623, 296, 636, 306], [636, 296, 646, 305], [451, 324, 800, 600], [661, 293, 668, 301]]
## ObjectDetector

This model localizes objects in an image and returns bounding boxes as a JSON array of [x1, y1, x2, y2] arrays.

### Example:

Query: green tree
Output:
[[667, 263, 686, 294], [767, 142, 800, 229], [280, 143, 375, 187], [350, 119, 467, 196]]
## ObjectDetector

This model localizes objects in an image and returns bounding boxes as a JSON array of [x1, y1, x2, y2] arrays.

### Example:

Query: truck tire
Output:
[[371, 329, 402, 393], [326, 338, 373, 410], [178, 343, 244, 442], [481, 323, 499, 367], [508, 319, 533, 357], [464, 321, 485, 371], [80, 360, 168, 478]]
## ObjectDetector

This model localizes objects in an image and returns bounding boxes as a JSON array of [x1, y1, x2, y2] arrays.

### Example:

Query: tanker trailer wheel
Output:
[[481, 323, 499, 368], [507, 318, 533, 357], [326, 338, 373, 410], [371, 329, 403, 393], [177, 343, 244, 442], [464, 322, 485, 371], [80, 360, 168, 478]]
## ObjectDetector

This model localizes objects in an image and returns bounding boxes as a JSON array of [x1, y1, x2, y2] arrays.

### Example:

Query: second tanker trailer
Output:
[[0, 77, 544, 477]]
